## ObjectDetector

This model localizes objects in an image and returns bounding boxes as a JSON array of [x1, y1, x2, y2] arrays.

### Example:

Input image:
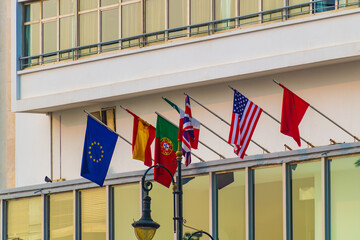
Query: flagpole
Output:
[[273, 79, 360, 142], [162, 97, 234, 152], [228, 85, 315, 148], [155, 112, 224, 162], [185, 93, 271, 154], [83, 110, 132, 145]]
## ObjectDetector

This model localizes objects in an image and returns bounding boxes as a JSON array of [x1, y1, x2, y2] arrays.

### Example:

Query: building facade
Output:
[[1, 0, 360, 239]]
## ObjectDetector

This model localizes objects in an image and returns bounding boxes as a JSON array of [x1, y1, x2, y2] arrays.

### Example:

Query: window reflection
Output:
[[217, 171, 245, 240], [331, 155, 360, 239], [7, 197, 42, 240], [49, 192, 73, 240]]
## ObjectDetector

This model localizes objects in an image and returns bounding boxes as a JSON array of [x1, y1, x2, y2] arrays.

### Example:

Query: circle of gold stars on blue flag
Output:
[[88, 141, 104, 163]]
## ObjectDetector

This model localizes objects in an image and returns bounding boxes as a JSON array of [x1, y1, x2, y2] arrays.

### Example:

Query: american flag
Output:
[[182, 95, 195, 166], [228, 90, 262, 159]]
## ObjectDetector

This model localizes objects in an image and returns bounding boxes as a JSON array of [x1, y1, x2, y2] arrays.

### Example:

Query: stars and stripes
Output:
[[228, 90, 262, 159], [182, 95, 195, 166]]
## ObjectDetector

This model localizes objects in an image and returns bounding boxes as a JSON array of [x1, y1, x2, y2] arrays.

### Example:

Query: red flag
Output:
[[126, 109, 155, 167], [279, 84, 309, 147], [154, 115, 178, 188]]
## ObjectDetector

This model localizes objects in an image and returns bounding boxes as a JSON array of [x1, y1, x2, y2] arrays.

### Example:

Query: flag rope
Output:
[[229, 85, 315, 148], [84, 110, 132, 145], [273, 79, 360, 142], [185, 93, 270, 154]]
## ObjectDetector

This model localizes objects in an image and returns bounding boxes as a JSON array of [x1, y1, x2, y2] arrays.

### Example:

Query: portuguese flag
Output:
[[154, 115, 180, 188]]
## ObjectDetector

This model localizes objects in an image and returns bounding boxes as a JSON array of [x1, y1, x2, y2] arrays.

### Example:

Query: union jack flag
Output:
[[182, 95, 195, 166], [228, 90, 262, 159]]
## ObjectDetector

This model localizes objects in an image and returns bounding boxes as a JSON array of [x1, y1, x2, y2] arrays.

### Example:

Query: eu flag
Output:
[[81, 116, 118, 186]]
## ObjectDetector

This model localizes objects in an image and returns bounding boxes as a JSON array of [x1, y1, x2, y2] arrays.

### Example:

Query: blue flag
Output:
[[81, 116, 118, 186]]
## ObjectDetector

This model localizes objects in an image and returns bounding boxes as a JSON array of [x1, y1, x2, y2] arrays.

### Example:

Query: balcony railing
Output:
[[19, 0, 359, 69]]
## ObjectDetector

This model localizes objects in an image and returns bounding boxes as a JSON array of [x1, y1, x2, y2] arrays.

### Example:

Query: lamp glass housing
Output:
[[134, 227, 157, 240]]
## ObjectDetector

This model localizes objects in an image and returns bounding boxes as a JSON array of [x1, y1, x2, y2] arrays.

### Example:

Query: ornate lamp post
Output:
[[132, 141, 213, 240]]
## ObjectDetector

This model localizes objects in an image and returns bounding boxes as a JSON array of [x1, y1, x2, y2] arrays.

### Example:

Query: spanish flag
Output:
[[126, 109, 156, 167]]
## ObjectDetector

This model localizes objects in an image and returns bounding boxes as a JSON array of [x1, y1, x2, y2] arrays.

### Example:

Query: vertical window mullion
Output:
[[321, 156, 331, 240], [245, 167, 254, 240], [74, 190, 81, 240], [210, 172, 217, 239], [108, 186, 115, 240], [0, 200, 5, 240], [75, 0, 79, 58], [284, 163, 293, 240], [43, 195, 50, 240], [57, 0, 60, 60]]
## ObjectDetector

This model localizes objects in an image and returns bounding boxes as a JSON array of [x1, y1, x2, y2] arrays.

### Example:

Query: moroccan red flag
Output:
[[126, 109, 155, 167], [280, 84, 309, 147], [154, 115, 179, 188]]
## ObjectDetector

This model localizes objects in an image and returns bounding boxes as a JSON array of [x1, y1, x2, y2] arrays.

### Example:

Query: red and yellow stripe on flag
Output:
[[127, 109, 155, 167]]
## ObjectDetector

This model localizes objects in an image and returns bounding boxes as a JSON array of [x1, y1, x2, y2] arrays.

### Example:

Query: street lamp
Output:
[[132, 141, 214, 240]]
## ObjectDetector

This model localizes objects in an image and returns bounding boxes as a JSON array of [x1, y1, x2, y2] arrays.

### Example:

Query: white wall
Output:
[[14, 59, 360, 187]]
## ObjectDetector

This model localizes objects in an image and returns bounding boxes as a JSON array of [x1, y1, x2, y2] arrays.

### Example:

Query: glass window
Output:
[[183, 175, 209, 238], [101, 8, 119, 42], [49, 192, 73, 240], [43, 0, 58, 19], [60, 0, 75, 15], [7, 197, 42, 240], [60, 16, 75, 50], [239, 0, 258, 25], [149, 181, 174, 239], [215, 0, 235, 20], [146, 0, 165, 33], [121, 2, 141, 47], [79, 12, 99, 50], [80, 0, 98, 11], [191, 0, 211, 24], [291, 161, 322, 240], [315, 0, 335, 12], [254, 166, 282, 240], [288, 0, 310, 17], [24, 2, 41, 22], [43, 21, 58, 53], [101, 0, 119, 6], [262, 0, 283, 22], [330, 155, 360, 239], [80, 188, 106, 240], [114, 183, 140, 240], [169, 0, 187, 29], [217, 171, 245, 240], [25, 23, 41, 57]]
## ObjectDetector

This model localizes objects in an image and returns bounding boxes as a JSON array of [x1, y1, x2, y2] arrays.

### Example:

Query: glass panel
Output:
[[60, 0, 75, 15], [190, 0, 211, 34], [215, 0, 235, 20], [101, 8, 119, 51], [25, 2, 41, 22], [291, 161, 322, 240], [183, 175, 209, 239], [43, 0, 58, 19], [191, 0, 211, 24], [80, 188, 106, 240], [25, 23, 41, 57], [146, 0, 165, 33], [101, 0, 119, 6], [80, 0, 98, 11], [331, 155, 360, 239], [150, 181, 174, 239], [315, 0, 335, 12], [43, 21, 57, 53], [169, 0, 187, 38], [79, 12, 98, 54], [288, 0, 310, 17], [114, 183, 140, 240], [7, 197, 42, 240], [217, 171, 245, 240], [254, 166, 282, 240], [121, 3, 141, 47], [215, 0, 236, 31], [60, 16, 75, 51], [169, 0, 187, 28], [262, 0, 284, 22], [239, 0, 258, 25], [49, 192, 73, 240]]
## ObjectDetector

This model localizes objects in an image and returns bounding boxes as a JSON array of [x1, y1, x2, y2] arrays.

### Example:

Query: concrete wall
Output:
[[0, 0, 15, 189], [14, 59, 360, 187]]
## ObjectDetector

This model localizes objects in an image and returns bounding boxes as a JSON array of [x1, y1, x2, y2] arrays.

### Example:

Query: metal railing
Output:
[[19, 0, 359, 69]]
